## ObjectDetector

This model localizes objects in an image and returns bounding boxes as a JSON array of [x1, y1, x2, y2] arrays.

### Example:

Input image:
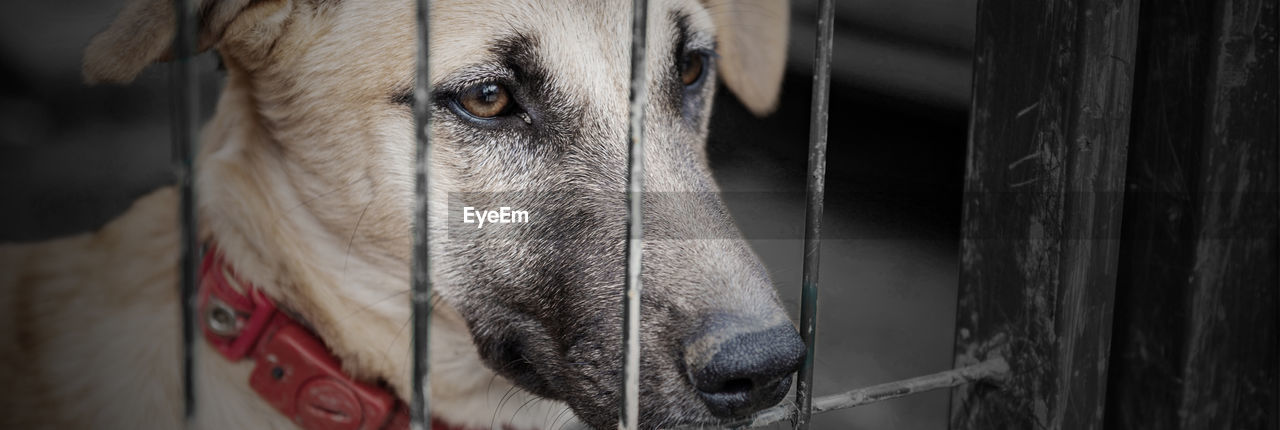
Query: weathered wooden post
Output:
[[1105, 0, 1279, 428], [949, 0, 1141, 428]]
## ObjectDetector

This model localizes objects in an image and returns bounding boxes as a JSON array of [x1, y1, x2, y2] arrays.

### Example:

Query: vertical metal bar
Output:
[[794, 0, 833, 428], [169, 0, 199, 421], [410, 0, 433, 429], [620, 0, 648, 429]]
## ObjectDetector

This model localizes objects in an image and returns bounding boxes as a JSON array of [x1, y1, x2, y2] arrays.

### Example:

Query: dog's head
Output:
[[86, 0, 798, 427]]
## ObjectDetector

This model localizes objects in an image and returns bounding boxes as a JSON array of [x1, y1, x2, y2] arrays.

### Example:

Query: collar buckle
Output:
[[199, 248, 278, 361], [197, 245, 410, 430]]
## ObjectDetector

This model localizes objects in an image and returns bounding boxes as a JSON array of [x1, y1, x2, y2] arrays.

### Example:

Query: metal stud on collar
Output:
[[205, 299, 241, 337]]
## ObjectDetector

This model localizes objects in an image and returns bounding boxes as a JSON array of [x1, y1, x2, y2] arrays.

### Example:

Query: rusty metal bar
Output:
[[410, 0, 434, 428], [807, 358, 1008, 415], [696, 358, 1010, 429], [620, 0, 649, 428], [169, 0, 199, 420], [794, 0, 834, 428]]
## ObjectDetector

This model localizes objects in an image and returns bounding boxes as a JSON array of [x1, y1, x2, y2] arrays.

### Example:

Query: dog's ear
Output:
[[83, 0, 286, 84], [704, 0, 789, 116]]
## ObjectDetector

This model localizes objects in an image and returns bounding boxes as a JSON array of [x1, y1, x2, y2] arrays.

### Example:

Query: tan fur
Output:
[[1, 189, 185, 429], [5, 0, 790, 428]]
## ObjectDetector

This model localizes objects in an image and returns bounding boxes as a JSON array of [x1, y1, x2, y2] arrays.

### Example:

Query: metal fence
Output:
[[168, 0, 1278, 428], [399, 1, 1010, 428], [166, 0, 1011, 429]]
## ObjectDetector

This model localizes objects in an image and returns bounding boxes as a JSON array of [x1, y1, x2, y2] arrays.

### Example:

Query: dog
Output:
[[0, 0, 799, 428]]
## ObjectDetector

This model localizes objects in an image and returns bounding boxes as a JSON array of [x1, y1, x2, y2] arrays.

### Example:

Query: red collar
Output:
[[198, 245, 467, 430]]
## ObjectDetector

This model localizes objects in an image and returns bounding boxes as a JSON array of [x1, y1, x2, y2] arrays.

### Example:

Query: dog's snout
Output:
[[685, 316, 806, 418]]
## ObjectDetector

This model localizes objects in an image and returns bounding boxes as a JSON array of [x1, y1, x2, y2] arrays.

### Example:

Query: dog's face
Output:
[[86, 0, 796, 427]]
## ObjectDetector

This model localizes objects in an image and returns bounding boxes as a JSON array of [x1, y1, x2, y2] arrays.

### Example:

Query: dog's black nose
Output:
[[685, 315, 806, 418]]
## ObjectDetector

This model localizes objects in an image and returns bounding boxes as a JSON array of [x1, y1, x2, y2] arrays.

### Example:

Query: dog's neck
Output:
[[189, 63, 574, 430]]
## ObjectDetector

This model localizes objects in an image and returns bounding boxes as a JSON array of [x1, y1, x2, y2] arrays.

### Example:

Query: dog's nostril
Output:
[[686, 317, 806, 418], [698, 376, 755, 397], [717, 378, 753, 394]]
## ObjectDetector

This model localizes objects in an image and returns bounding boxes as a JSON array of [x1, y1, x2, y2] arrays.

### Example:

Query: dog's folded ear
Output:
[[83, 0, 285, 85], [703, 0, 789, 116]]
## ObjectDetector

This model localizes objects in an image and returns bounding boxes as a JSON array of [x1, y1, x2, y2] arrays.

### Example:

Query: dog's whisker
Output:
[[485, 357, 526, 409], [386, 312, 413, 361], [491, 386, 514, 430], [338, 289, 409, 322], [269, 178, 364, 227], [492, 385, 523, 430], [340, 198, 374, 285], [487, 372, 502, 412], [388, 293, 446, 364], [508, 394, 541, 424], [542, 399, 560, 429], [551, 404, 578, 430], [551, 406, 574, 430]]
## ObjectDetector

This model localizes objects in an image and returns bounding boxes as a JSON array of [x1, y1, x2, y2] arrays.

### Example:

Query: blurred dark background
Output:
[[0, 1, 975, 428]]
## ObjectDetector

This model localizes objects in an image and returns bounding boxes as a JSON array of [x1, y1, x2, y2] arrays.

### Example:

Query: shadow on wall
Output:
[[0, 1, 974, 429]]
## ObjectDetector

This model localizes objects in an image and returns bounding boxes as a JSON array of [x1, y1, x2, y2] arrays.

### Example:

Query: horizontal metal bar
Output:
[[706, 357, 1010, 428]]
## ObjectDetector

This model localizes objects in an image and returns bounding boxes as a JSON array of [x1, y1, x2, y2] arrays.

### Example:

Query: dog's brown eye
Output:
[[458, 83, 512, 118], [680, 52, 705, 86]]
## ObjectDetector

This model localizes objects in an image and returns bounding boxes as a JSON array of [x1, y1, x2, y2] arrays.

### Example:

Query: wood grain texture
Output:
[[949, 0, 1141, 428], [1105, 0, 1279, 428]]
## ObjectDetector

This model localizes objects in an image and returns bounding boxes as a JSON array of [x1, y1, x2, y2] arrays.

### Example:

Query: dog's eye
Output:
[[680, 51, 706, 87], [458, 83, 513, 118]]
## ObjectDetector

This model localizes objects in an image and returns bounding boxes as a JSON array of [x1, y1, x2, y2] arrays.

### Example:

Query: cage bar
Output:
[[410, 0, 434, 428], [702, 357, 1010, 429], [169, 0, 199, 420], [619, 0, 649, 429], [794, 0, 834, 428]]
